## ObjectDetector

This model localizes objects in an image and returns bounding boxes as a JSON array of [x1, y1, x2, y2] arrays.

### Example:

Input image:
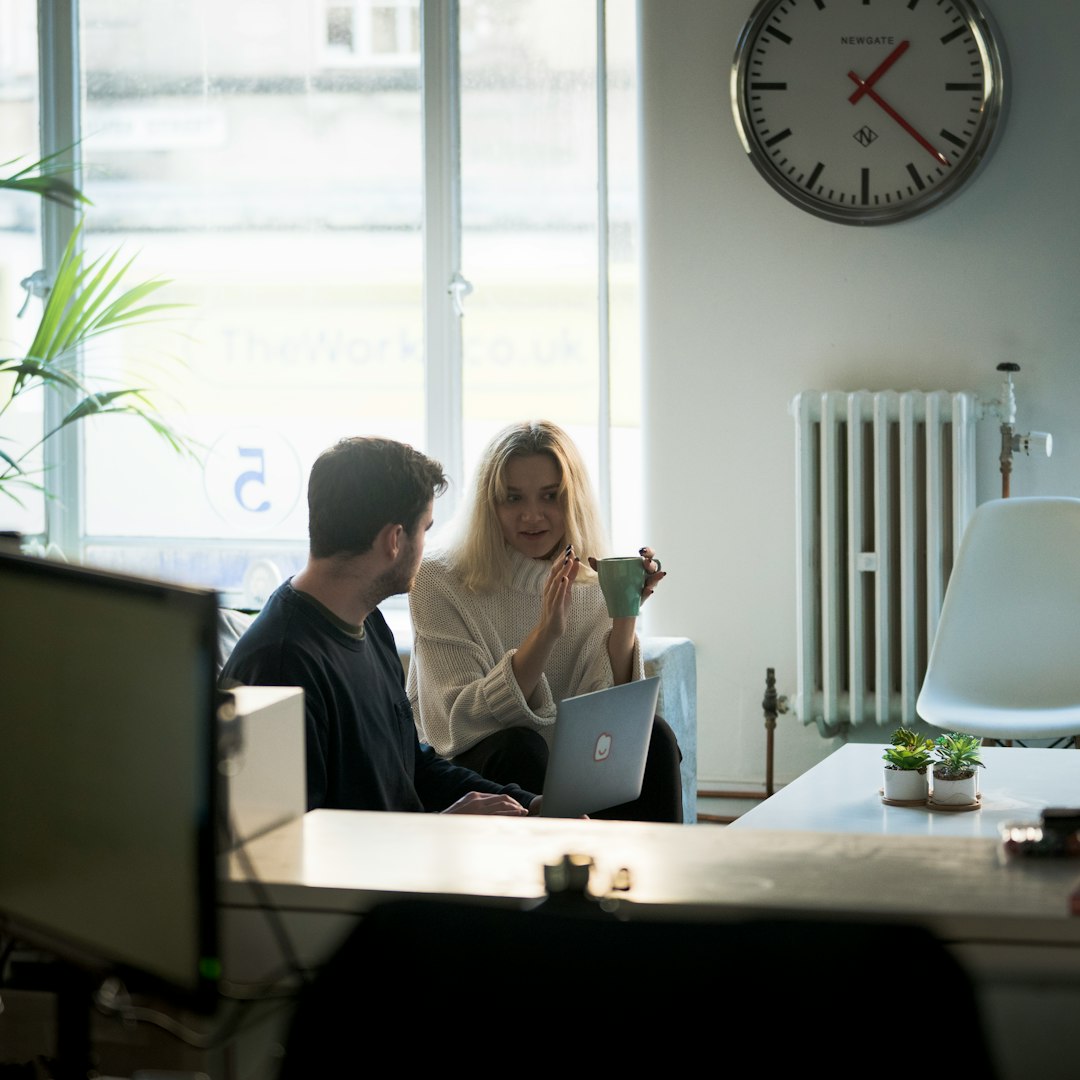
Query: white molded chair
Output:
[[917, 496, 1080, 742]]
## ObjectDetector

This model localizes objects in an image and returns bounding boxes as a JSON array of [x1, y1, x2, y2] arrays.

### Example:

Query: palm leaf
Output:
[[61, 388, 156, 425], [58, 389, 196, 460], [51, 246, 124, 350], [0, 148, 91, 209], [0, 444, 20, 473], [93, 280, 176, 328], [31, 227, 186, 363], [72, 278, 176, 347], [0, 358, 86, 395], [27, 227, 84, 363], [0, 483, 31, 509], [1, 154, 197, 506], [1, 216, 198, 507], [0, 471, 49, 509], [0, 174, 87, 208], [38, 237, 111, 360]]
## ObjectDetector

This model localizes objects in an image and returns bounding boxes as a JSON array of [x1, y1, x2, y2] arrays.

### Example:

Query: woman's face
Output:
[[496, 453, 566, 560]]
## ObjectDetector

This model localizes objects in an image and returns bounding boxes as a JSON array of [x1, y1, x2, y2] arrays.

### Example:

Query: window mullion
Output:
[[596, 0, 612, 539], [421, 0, 464, 515], [37, 0, 82, 556]]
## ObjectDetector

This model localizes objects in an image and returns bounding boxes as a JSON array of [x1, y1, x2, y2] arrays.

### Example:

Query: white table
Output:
[[730, 743, 1080, 838], [216, 808, 1080, 1080], [222, 806, 1080, 954]]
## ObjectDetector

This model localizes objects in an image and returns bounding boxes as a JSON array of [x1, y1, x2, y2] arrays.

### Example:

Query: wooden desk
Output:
[[223, 808, 1080, 957], [729, 744, 1080, 838], [221, 809, 1080, 1080]]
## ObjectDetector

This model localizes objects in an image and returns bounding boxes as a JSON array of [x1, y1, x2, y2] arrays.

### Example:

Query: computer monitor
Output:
[[0, 550, 221, 1016]]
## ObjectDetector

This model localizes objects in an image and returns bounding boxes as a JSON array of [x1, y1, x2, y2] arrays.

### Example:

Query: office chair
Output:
[[277, 893, 997, 1079], [917, 496, 1080, 744]]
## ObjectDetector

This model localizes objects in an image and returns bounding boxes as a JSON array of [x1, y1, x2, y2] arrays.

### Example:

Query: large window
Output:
[[3, 0, 640, 607], [0, 0, 43, 537]]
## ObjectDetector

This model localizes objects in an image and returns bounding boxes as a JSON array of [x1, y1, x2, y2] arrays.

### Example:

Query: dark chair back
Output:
[[278, 895, 999, 1079]]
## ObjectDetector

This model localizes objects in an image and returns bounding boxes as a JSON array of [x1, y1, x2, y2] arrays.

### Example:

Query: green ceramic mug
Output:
[[596, 556, 647, 618]]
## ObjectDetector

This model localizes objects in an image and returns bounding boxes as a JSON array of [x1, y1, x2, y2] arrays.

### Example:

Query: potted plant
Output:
[[931, 731, 984, 807], [882, 727, 934, 804], [1, 152, 192, 518]]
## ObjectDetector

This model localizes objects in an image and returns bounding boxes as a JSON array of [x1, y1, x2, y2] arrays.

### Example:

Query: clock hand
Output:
[[847, 71, 950, 167], [849, 40, 910, 105]]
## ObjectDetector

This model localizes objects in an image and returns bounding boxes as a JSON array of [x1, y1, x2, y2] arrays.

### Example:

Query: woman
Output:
[[406, 419, 682, 822]]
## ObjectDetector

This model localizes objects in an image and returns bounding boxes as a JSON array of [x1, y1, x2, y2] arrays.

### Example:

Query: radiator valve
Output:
[[996, 362, 1051, 498]]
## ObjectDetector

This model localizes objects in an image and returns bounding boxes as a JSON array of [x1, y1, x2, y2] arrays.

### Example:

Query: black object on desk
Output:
[[1001, 807, 1080, 859], [277, 895, 999, 1080]]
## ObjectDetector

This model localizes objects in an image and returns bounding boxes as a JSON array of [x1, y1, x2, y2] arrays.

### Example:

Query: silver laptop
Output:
[[540, 676, 660, 818]]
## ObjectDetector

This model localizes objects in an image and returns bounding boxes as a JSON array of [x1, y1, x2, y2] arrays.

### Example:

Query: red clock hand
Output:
[[847, 71, 950, 167], [849, 40, 910, 104]]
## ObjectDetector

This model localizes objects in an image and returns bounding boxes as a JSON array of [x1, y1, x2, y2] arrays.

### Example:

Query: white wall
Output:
[[638, 0, 1080, 787]]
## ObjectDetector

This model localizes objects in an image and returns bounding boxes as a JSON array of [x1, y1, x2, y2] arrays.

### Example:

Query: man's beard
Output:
[[370, 535, 419, 603], [369, 562, 413, 603]]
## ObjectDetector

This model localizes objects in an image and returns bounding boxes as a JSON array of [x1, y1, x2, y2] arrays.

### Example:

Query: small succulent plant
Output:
[[932, 731, 985, 780], [882, 727, 935, 772]]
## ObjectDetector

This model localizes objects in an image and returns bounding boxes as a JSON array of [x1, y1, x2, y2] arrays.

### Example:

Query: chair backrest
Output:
[[217, 607, 256, 676], [277, 896, 998, 1080], [917, 496, 1080, 739]]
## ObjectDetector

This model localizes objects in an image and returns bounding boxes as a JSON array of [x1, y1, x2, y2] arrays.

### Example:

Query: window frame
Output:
[[34, 0, 623, 568]]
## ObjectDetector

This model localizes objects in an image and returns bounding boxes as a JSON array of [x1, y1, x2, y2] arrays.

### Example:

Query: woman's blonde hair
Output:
[[449, 420, 608, 591]]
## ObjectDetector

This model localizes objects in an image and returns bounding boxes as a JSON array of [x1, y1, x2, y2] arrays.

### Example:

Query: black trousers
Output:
[[452, 715, 684, 824]]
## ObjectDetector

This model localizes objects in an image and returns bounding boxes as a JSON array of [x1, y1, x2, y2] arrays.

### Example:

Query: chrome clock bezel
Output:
[[731, 0, 1006, 225]]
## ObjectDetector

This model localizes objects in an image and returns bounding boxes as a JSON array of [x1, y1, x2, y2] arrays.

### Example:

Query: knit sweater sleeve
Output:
[[406, 556, 555, 757], [407, 554, 646, 759]]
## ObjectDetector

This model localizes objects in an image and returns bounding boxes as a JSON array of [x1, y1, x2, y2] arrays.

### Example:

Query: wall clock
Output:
[[731, 0, 1006, 225]]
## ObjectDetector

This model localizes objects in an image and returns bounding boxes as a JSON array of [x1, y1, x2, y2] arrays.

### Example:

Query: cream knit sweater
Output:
[[406, 548, 644, 758]]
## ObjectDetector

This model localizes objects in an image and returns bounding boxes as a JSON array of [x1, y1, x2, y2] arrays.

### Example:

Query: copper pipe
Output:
[[1000, 422, 1013, 499], [763, 666, 778, 797], [696, 667, 780, 810]]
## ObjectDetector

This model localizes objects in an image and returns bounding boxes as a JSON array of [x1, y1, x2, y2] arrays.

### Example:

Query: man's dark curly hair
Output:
[[307, 437, 447, 558]]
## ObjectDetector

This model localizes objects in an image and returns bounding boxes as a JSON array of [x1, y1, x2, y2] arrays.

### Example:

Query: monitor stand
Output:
[[52, 963, 96, 1080], [6, 954, 97, 1080]]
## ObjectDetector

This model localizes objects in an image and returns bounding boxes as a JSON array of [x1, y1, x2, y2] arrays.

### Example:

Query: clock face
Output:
[[731, 0, 1005, 224]]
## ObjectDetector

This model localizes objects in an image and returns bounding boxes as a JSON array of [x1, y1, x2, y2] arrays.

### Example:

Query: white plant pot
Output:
[[882, 767, 929, 803], [931, 771, 979, 806]]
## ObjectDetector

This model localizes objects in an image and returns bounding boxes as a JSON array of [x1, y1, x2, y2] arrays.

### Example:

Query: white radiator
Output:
[[791, 390, 979, 737]]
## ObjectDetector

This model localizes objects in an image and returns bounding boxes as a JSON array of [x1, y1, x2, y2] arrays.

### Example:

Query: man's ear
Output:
[[374, 522, 406, 560]]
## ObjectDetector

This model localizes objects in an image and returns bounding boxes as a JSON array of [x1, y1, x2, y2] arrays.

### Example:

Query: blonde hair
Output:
[[449, 420, 608, 591]]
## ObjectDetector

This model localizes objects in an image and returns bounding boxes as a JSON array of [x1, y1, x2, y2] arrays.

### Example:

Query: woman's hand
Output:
[[537, 545, 580, 641], [512, 545, 580, 703], [586, 546, 667, 606], [638, 546, 667, 605], [585, 546, 665, 685]]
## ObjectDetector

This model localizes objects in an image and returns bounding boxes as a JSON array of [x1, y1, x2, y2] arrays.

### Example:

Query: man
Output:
[[221, 436, 539, 816]]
